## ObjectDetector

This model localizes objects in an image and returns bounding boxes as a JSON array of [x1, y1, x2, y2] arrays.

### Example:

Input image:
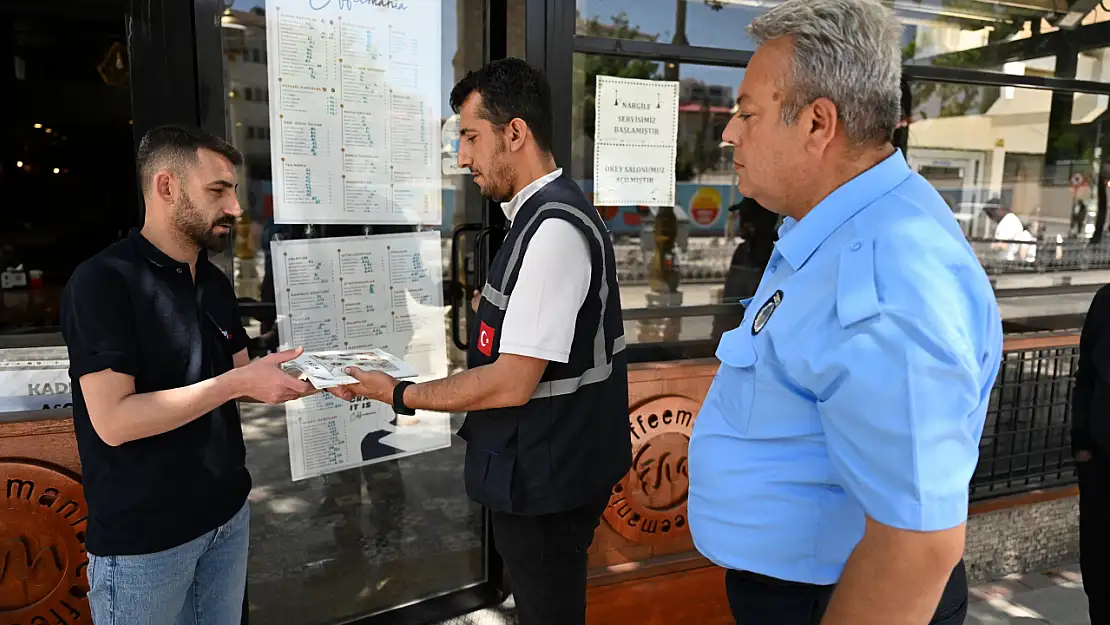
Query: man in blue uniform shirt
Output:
[[687, 1, 1003, 624]]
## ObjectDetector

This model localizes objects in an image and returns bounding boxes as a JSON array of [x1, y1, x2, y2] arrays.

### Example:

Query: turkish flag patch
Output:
[[477, 322, 495, 357]]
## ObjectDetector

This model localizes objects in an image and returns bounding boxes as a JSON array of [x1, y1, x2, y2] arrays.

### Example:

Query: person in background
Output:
[[687, 1, 1002, 624], [1073, 284, 1110, 624], [61, 125, 314, 624], [984, 198, 1036, 263], [711, 197, 779, 342], [328, 58, 631, 625]]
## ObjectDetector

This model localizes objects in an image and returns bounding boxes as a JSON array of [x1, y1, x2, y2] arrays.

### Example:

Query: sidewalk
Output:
[[968, 564, 1087, 625], [436, 564, 1089, 625]]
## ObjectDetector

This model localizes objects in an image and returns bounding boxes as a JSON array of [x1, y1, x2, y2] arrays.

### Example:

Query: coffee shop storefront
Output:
[[1, 0, 1108, 623]]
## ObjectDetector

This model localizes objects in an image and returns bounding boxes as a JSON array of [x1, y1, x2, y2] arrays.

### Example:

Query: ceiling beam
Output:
[[1048, 0, 1103, 28], [908, 18, 1110, 68]]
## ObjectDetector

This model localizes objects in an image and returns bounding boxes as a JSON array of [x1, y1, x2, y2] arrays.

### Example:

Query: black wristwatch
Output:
[[392, 380, 416, 416]]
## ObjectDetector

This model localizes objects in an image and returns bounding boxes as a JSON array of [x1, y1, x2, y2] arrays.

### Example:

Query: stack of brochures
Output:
[[284, 349, 418, 390]]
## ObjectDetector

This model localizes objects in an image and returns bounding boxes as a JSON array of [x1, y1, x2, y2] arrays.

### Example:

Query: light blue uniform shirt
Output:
[[688, 150, 1003, 585]]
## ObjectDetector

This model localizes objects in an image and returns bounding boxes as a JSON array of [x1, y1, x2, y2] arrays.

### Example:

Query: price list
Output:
[[265, 0, 442, 225], [341, 110, 388, 152], [340, 65, 389, 109], [340, 22, 385, 67], [281, 120, 330, 157], [282, 254, 335, 288], [281, 162, 332, 206], [299, 417, 348, 474]]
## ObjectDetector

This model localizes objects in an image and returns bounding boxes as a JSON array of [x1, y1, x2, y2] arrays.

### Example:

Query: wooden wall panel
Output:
[[586, 564, 732, 625]]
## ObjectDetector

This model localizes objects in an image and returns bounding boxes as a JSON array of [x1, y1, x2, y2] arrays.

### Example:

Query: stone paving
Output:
[[431, 564, 1091, 625], [967, 563, 1088, 625]]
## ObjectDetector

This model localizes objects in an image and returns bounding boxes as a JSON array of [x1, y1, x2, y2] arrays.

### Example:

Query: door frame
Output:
[[183, 0, 513, 622]]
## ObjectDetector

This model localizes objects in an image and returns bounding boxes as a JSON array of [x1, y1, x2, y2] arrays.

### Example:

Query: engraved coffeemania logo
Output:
[[604, 396, 700, 544], [0, 461, 90, 625]]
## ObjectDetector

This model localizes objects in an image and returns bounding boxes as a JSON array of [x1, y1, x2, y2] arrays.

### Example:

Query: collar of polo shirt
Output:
[[500, 168, 564, 222], [130, 228, 208, 271], [774, 150, 911, 272]]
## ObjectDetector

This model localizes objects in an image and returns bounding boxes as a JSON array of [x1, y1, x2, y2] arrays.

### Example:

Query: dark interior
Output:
[[0, 0, 137, 334]]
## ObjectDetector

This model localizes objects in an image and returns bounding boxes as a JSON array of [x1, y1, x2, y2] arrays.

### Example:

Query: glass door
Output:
[[208, 0, 524, 622], [0, 0, 138, 340]]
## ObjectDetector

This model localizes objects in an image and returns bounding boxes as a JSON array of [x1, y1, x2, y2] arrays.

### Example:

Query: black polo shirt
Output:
[[60, 229, 252, 556]]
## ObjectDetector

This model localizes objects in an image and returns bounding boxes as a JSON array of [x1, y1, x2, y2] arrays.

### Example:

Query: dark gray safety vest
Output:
[[458, 174, 632, 515]]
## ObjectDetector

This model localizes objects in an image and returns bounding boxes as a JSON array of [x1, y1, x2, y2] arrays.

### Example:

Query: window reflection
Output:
[[573, 55, 747, 352], [576, 53, 1110, 352], [0, 3, 135, 336], [577, 1, 1110, 75], [218, 0, 526, 621]]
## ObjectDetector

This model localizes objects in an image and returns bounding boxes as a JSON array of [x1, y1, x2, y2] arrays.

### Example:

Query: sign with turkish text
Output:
[[593, 76, 679, 207]]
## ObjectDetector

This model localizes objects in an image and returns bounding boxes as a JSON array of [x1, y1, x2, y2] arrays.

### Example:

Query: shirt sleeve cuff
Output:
[[498, 342, 570, 363], [865, 491, 969, 533], [70, 350, 139, 380]]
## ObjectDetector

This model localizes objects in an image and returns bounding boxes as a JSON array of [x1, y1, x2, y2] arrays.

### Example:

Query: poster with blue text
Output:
[[266, 0, 442, 225]]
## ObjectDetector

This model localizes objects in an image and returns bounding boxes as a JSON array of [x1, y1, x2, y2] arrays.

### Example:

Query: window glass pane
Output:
[[576, 54, 1110, 358], [573, 55, 748, 356], [906, 79, 1107, 327], [906, 81, 1102, 243], [0, 2, 136, 336], [219, 0, 525, 622], [576, 1, 1110, 75]]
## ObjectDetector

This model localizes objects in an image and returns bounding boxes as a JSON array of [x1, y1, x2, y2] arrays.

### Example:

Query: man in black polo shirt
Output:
[[60, 125, 313, 624]]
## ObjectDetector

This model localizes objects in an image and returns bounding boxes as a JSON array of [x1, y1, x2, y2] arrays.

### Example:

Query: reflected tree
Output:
[[571, 12, 661, 177]]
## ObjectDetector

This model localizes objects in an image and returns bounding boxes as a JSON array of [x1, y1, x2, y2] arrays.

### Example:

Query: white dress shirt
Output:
[[497, 168, 593, 363]]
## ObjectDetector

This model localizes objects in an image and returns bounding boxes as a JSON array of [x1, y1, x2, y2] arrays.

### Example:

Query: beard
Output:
[[476, 139, 518, 203], [172, 187, 234, 253]]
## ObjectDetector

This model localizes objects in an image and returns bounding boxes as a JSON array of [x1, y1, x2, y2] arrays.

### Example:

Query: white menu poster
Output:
[[266, 0, 442, 225], [594, 76, 680, 207], [271, 232, 450, 480]]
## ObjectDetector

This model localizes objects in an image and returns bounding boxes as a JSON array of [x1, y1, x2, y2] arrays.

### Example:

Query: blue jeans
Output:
[[87, 502, 250, 625]]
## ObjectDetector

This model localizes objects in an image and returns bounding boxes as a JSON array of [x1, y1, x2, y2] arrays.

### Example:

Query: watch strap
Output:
[[393, 380, 416, 416]]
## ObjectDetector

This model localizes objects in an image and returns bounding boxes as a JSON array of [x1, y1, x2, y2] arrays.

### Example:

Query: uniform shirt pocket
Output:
[[713, 331, 759, 435], [717, 329, 823, 440]]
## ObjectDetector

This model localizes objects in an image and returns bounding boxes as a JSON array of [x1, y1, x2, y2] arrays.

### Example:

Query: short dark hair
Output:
[[449, 58, 554, 154], [136, 124, 243, 194]]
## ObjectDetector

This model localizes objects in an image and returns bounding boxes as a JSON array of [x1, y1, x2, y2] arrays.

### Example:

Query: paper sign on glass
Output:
[[264, 0, 442, 225], [593, 76, 680, 207]]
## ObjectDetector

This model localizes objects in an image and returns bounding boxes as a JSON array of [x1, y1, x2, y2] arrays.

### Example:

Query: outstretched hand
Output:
[[326, 367, 400, 404], [237, 347, 317, 404]]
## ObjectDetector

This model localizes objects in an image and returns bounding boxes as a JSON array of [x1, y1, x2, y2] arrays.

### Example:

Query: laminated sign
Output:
[[593, 76, 679, 207]]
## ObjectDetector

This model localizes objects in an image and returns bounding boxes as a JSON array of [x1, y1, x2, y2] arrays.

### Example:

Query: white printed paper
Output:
[[0, 347, 72, 412], [287, 348, 418, 389], [272, 232, 450, 480], [594, 76, 679, 207], [266, 0, 442, 225]]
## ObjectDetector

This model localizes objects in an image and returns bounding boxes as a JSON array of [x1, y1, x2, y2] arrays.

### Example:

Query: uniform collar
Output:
[[501, 168, 563, 222], [129, 228, 206, 271], [775, 149, 910, 271]]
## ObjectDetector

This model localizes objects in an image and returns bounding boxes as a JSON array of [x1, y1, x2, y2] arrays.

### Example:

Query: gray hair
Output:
[[748, 0, 903, 146]]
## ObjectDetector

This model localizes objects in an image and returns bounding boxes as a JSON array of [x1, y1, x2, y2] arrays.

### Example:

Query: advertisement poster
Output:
[[593, 76, 679, 207], [271, 232, 450, 480], [265, 0, 442, 225]]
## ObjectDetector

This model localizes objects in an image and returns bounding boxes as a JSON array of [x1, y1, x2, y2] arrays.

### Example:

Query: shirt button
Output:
[[850, 241, 862, 251], [177, 268, 183, 273], [769, 263, 777, 274]]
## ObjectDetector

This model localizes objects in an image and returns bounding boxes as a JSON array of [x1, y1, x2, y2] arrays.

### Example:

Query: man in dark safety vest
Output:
[[329, 58, 632, 625]]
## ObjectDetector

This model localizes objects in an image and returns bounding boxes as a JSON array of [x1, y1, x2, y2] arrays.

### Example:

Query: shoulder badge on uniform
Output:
[[751, 290, 783, 335]]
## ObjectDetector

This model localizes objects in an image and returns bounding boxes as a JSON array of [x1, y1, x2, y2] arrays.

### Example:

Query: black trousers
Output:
[[1080, 457, 1110, 625], [725, 559, 969, 625], [490, 495, 609, 625]]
